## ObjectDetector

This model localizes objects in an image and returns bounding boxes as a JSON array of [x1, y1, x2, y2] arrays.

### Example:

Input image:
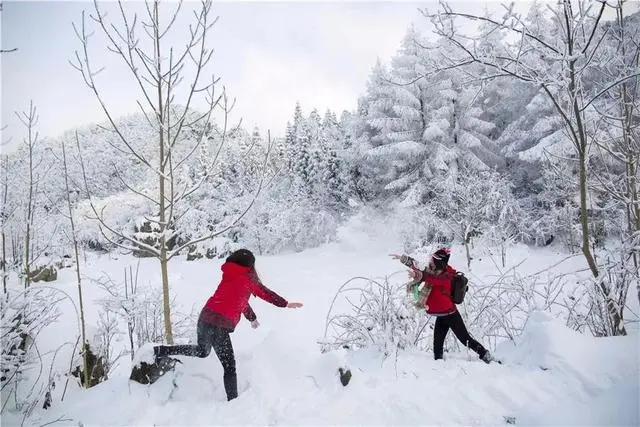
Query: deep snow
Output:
[[2, 225, 638, 426]]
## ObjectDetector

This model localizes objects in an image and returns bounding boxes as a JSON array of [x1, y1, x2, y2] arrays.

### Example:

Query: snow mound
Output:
[[131, 342, 157, 367], [496, 310, 590, 370], [496, 310, 638, 384], [497, 310, 637, 375], [497, 311, 639, 426]]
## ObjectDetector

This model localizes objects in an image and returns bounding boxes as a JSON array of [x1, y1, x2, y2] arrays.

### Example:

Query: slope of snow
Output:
[[24, 311, 639, 427], [2, 225, 638, 426]]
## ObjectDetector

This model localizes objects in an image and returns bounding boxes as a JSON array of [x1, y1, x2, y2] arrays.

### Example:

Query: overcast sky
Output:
[[1, 1, 633, 151]]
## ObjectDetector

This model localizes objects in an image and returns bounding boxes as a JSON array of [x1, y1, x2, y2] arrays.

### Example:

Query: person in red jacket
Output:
[[391, 247, 495, 364], [153, 249, 303, 401]]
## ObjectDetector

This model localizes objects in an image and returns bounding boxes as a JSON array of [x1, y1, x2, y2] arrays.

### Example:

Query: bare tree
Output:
[[589, 0, 640, 314], [0, 2, 17, 291], [71, 0, 270, 344], [423, 0, 639, 335], [59, 140, 90, 388], [15, 102, 40, 289]]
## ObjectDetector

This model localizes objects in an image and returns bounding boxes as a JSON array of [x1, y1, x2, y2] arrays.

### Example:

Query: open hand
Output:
[[251, 320, 260, 329], [408, 269, 421, 280], [287, 302, 303, 308]]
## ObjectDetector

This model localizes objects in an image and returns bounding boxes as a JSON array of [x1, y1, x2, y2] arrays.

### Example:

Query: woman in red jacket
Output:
[[153, 249, 303, 401], [391, 248, 495, 363]]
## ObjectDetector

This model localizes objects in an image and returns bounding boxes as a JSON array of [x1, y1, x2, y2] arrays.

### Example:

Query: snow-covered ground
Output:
[[3, 224, 639, 426]]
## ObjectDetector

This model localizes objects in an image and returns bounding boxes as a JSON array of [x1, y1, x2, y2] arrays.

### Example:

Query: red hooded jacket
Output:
[[199, 261, 288, 331], [419, 265, 457, 315], [400, 255, 457, 315]]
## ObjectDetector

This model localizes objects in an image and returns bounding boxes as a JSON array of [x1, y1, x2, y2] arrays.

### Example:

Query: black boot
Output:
[[223, 372, 238, 401], [481, 350, 501, 364]]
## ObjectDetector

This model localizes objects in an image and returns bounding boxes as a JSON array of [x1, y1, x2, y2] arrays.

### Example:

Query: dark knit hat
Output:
[[431, 247, 451, 271], [226, 249, 255, 268]]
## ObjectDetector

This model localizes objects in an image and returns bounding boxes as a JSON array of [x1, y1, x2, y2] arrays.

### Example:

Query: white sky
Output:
[[1, 1, 634, 152]]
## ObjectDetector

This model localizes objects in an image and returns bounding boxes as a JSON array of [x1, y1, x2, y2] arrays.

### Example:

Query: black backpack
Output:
[[451, 272, 468, 304]]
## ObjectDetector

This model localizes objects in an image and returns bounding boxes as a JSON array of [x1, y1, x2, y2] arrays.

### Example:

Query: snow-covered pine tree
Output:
[[320, 110, 349, 209]]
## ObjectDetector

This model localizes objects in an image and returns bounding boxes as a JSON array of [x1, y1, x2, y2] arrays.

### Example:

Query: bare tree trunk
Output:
[[149, 0, 174, 345], [463, 225, 471, 270], [1, 228, 5, 295], [24, 129, 33, 289], [560, 1, 599, 279], [614, 2, 640, 306], [61, 140, 90, 387], [1, 156, 8, 295], [15, 102, 39, 289], [124, 265, 136, 360], [577, 151, 598, 275], [159, 250, 172, 344]]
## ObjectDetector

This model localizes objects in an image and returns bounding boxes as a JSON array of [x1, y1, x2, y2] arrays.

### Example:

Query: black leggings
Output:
[[433, 311, 487, 360], [155, 320, 237, 401]]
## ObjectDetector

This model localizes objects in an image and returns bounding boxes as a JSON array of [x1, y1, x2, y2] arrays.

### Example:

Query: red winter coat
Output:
[[200, 261, 288, 331], [420, 266, 457, 315]]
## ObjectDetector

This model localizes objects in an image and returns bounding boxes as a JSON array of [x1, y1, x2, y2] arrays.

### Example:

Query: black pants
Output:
[[155, 320, 238, 401], [433, 311, 487, 360]]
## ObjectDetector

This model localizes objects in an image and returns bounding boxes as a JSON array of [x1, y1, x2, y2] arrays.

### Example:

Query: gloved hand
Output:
[[251, 320, 260, 329]]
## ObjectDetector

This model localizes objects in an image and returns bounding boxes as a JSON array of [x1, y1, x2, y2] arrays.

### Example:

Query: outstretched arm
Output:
[[247, 270, 303, 308], [391, 253, 418, 268], [391, 253, 423, 281], [251, 281, 288, 307]]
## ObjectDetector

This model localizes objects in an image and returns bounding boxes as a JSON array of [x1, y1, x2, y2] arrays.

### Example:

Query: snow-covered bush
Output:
[[581, 241, 640, 337], [320, 275, 430, 356], [458, 259, 592, 350], [1, 288, 64, 418], [93, 266, 197, 362]]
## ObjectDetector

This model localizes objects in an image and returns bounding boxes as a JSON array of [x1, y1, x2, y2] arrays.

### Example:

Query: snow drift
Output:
[[24, 311, 638, 426]]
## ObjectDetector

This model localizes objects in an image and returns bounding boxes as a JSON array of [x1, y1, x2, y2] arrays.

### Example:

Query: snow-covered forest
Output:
[[1, 0, 639, 425]]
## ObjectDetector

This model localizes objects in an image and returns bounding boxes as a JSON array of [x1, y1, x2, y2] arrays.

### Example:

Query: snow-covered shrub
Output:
[[320, 275, 430, 356], [93, 266, 197, 361], [321, 247, 596, 359], [1, 288, 63, 417], [582, 241, 639, 337], [459, 262, 590, 350]]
